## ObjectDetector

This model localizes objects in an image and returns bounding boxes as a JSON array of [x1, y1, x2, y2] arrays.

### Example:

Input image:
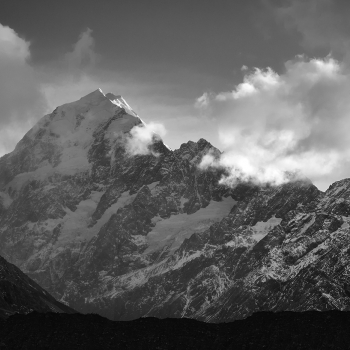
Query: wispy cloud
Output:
[[64, 28, 98, 70]]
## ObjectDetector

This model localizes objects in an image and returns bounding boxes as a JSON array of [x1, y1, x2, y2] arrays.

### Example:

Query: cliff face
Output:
[[1, 89, 350, 321]]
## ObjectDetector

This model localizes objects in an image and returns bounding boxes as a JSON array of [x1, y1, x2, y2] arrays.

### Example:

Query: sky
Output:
[[1, 0, 350, 190]]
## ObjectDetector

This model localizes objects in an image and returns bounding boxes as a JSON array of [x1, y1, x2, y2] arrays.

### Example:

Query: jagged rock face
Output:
[[1, 89, 350, 322], [0, 255, 75, 318]]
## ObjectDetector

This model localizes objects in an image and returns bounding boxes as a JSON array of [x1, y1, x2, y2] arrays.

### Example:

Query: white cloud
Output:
[[198, 55, 350, 190], [195, 92, 214, 109], [0, 26, 102, 157], [0, 24, 47, 155], [125, 122, 167, 156]]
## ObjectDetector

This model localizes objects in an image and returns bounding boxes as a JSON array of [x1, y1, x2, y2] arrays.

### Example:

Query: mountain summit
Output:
[[0, 90, 229, 319], [1, 90, 350, 322]]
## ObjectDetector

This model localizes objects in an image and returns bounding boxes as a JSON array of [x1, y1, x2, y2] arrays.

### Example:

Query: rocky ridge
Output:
[[1, 89, 350, 322]]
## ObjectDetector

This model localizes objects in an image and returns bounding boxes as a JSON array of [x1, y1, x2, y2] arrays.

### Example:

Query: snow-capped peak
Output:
[[77, 88, 138, 118], [105, 92, 138, 117], [78, 88, 106, 105], [9, 88, 144, 182]]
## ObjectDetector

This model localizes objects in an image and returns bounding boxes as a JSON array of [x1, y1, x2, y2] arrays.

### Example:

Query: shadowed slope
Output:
[[0, 255, 75, 319]]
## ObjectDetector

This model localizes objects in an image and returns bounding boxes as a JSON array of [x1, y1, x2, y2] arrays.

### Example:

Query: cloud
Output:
[[197, 55, 350, 190], [195, 92, 213, 109], [0, 25, 105, 157], [40, 29, 205, 153], [40, 27, 102, 111], [64, 28, 98, 71], [0, 23, 212, 164], [0, 24, 47, 155], [125, 122, 167, 156]]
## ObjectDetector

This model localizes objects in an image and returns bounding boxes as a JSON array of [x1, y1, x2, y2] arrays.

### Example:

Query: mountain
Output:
[[0, 88, 350, 321], [0, 254, 75, 319]]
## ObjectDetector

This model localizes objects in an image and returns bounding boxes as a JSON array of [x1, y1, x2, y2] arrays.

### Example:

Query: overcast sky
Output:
[[1, 0, 350, 190]]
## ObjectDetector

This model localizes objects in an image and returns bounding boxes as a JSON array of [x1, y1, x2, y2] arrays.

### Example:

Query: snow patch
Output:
[[93, 190, 138, 231], [251, 215, 282, 241], [299, 214, 316, 235], [144, 197, 236, 254], [55, 190, 137, 247], [106, 93, 139, 117], [0, 192, 12, 208], [147, 181, 159, 191], [131, 235, 147, 247], [341, 216, 350, 229], [6, 165, 54, 192], [179, 197, 188, 209]]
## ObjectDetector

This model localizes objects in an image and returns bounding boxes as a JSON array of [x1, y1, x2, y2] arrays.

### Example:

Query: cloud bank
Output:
[[197, 55, 350, 190], [4, 2, 350, 191]]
